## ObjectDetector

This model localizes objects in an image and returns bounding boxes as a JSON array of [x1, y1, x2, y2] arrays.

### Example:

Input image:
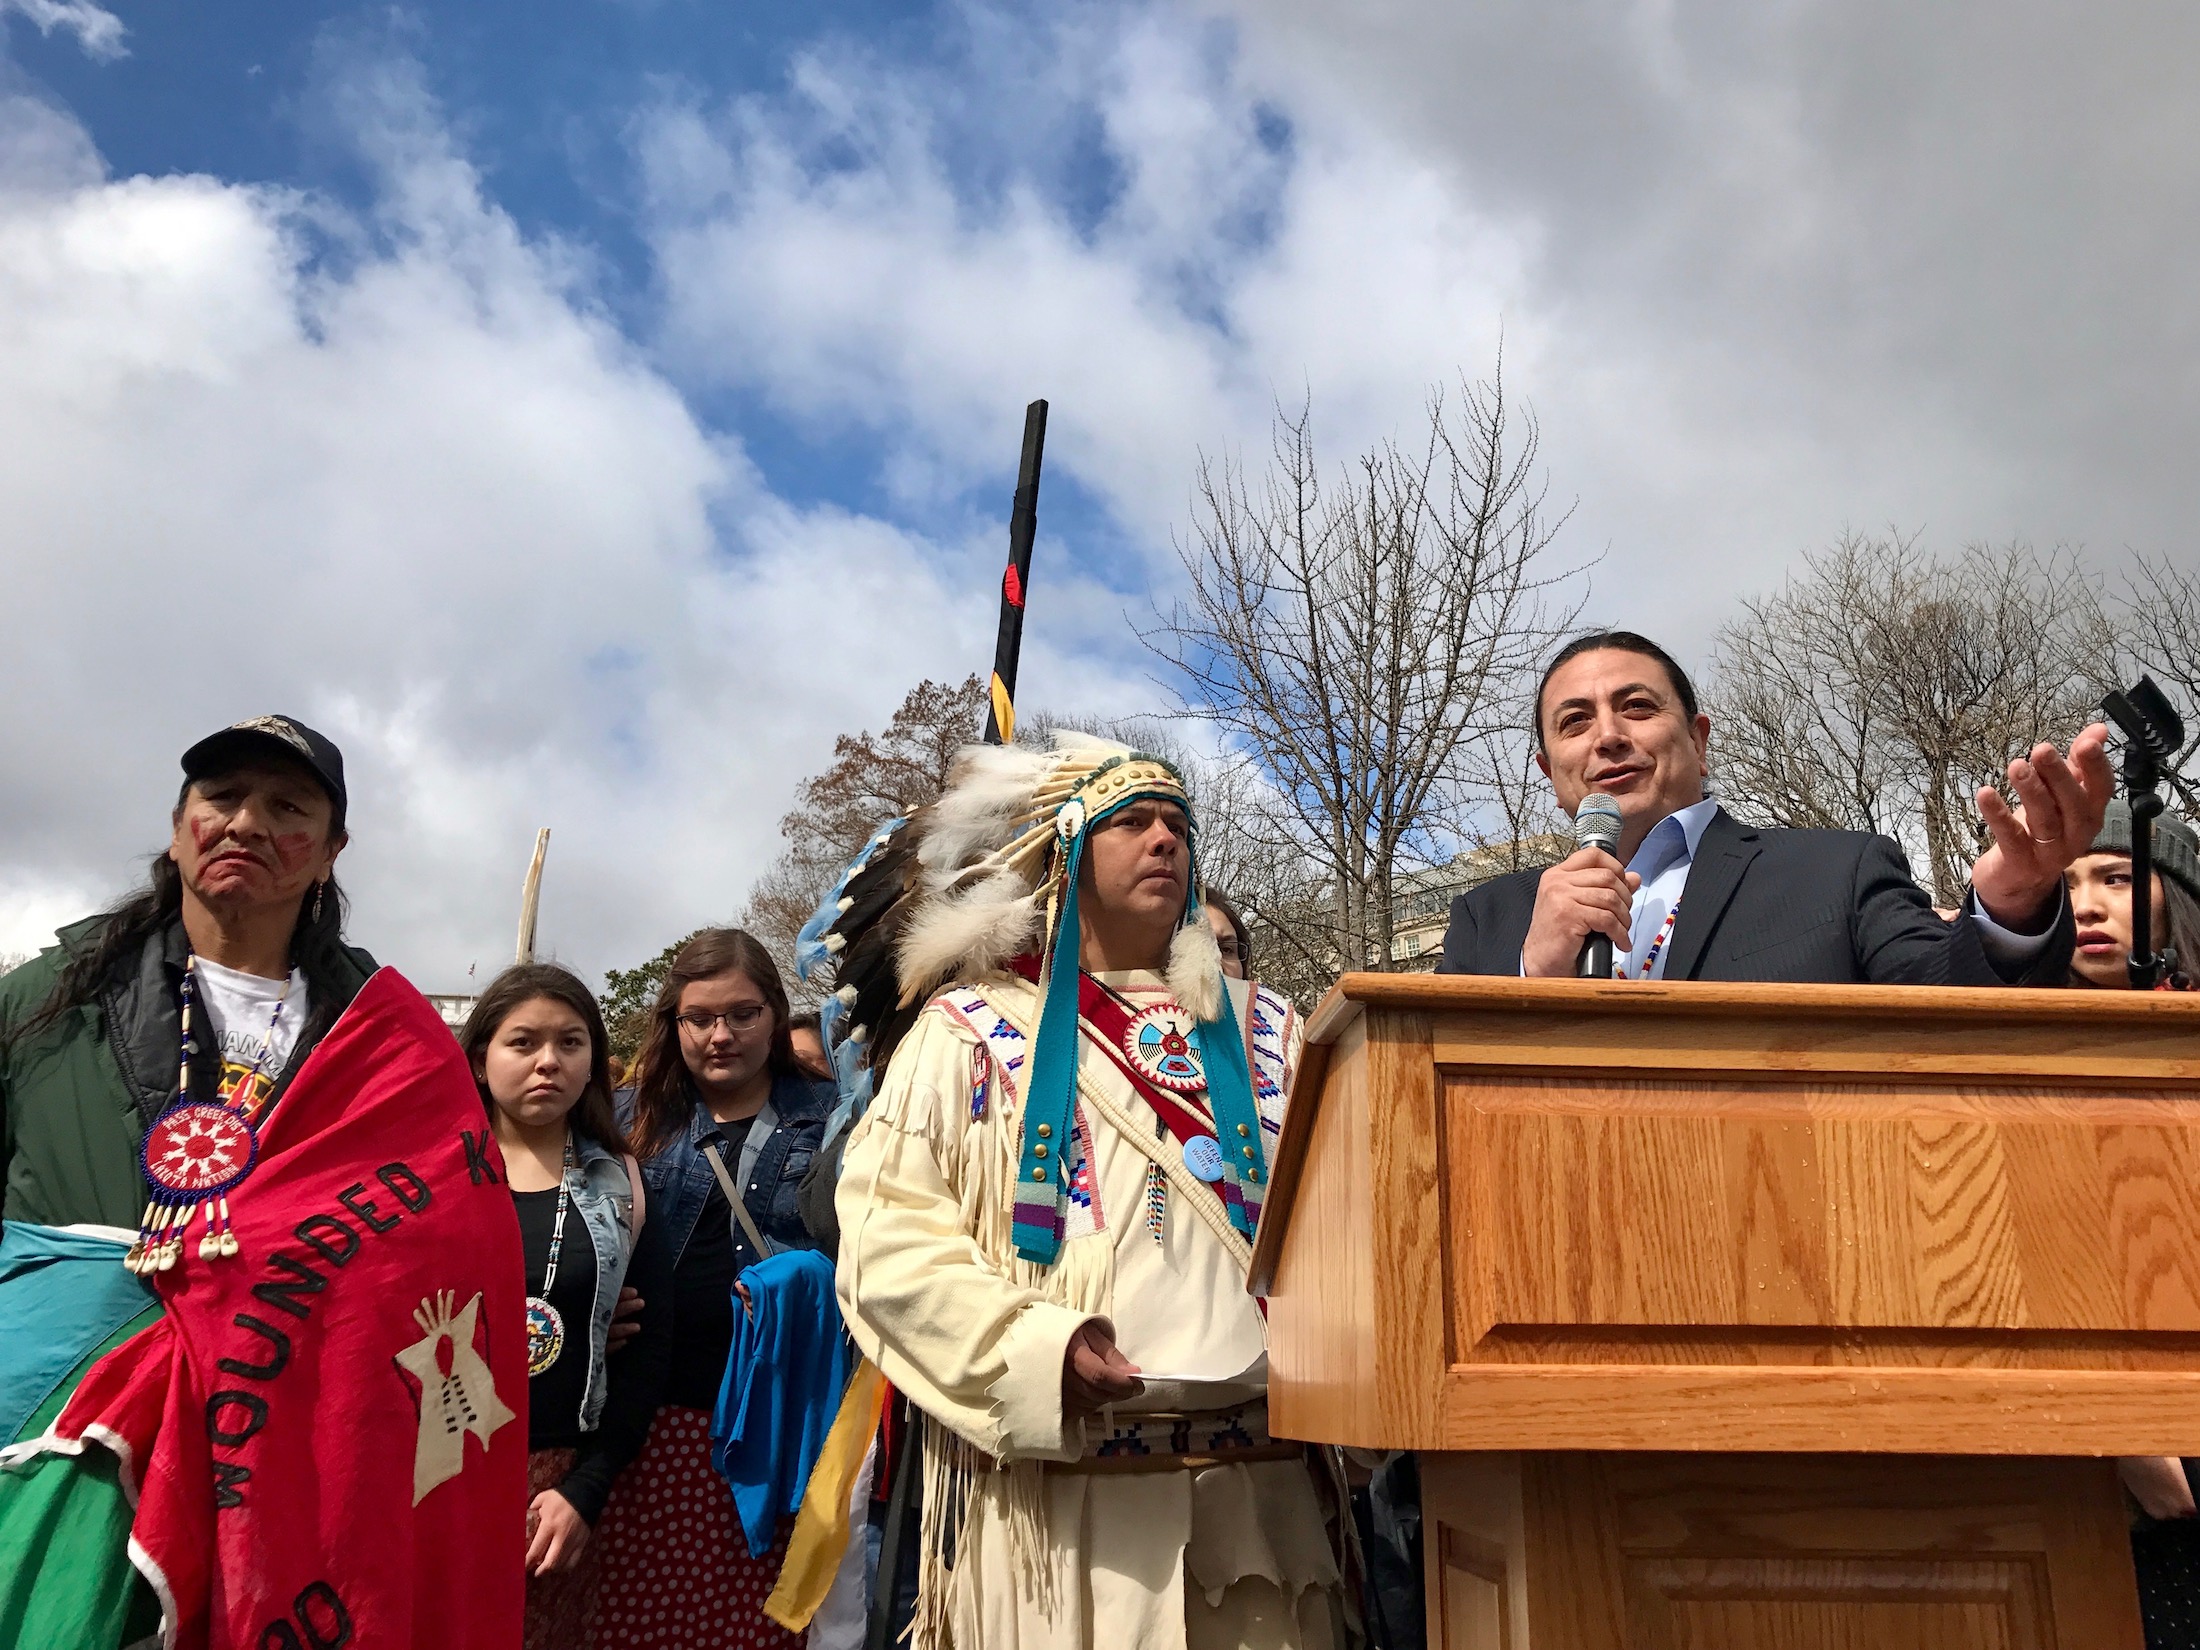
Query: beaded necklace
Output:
[[1630, 898, 1683, 979], [524, 1133, 578, 1377], [126, 955, 289, 1274]]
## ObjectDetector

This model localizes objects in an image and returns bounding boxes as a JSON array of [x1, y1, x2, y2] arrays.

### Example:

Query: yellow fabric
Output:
[[763, 1359, 888, 1632]]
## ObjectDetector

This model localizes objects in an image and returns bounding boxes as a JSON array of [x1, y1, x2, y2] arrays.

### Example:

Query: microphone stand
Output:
[[2103, 677, 2187, 990], [2124, 742, 2166, 990]]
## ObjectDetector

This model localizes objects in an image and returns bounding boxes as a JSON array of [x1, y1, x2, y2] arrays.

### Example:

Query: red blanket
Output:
[[53, 967, 525, 1650]]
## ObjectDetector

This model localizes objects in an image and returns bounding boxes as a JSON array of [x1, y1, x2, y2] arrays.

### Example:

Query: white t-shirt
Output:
[[193, 956, 310, 1110]]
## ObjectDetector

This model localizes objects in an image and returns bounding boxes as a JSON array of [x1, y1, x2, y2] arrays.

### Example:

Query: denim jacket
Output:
[[629, 1069, 832, 1275], [562, 1133, 639, 1432]]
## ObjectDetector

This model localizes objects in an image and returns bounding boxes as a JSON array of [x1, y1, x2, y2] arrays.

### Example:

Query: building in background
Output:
[[1387, 835, 1569, 968], [423, 992, 477, 1035]]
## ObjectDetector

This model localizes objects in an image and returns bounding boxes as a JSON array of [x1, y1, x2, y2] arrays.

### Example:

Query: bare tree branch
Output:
[[1710, 534, 2112, 904], [1141, 369, 1586, 979]]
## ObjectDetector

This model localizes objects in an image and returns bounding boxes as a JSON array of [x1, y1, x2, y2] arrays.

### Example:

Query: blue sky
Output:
[[4, 0, 2198, 983], [6, 0, 1144, 537]]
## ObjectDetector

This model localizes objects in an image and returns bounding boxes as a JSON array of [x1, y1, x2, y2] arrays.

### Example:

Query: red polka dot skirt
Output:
[[593, 1405, 803, 1650]]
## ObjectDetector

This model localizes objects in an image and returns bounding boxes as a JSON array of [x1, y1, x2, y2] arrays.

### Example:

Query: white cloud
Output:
[[21, 0, 2193, 987], [639, 5, 1542, 566], [1, 0, 123, 62], [1217, 0, 2200, 610], [645, 0, 2200, 683], [0, 64, 1105, 987]]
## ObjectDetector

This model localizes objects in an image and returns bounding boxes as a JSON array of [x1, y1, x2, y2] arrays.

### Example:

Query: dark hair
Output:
[[1533, 630, 1701, 752], [2164, 880, 2200, 989], [625, 928, 796, 1158], [788, 1011, 822, 1037], [1204, 887, 1251, 973], [2064, 862, 2200, 991], [460, 963, 629, 1154], [29, 774, 352, 1041]]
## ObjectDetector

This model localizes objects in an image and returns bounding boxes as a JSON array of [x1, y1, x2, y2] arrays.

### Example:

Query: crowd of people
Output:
[[3, 624, 2200, 1649]]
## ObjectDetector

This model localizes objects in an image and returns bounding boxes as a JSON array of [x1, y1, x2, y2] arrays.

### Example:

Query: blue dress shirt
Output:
[[1620, 798, 1720, 978]]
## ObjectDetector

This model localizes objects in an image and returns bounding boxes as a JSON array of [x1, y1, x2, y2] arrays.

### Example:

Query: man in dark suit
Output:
[[1439, 630, 2112, 983]]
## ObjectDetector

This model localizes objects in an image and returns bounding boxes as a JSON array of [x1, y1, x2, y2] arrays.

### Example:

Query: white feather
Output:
[[1167, 916, 1225, 1023], [916, 742, 1060, 872], [1048, 728, 1131, 758], [894, 869, 1042, 1004]]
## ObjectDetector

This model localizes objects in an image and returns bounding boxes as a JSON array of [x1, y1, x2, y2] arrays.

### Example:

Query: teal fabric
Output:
[[709, 1248, 853, 1558], [0, 1223, 158, 1444], [0, 1224, 163, 1650], [1013, 827, 1094, 1260], [1191, 986, 1264, 1241]]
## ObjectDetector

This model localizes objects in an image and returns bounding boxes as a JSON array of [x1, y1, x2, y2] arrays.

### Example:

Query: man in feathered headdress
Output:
[[826, 732, 1341, 1650]]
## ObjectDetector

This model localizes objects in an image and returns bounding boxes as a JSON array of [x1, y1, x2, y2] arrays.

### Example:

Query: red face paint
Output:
[[271, 831, 317, 873]]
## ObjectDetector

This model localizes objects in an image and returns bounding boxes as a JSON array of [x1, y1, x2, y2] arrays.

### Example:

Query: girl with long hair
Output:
[[460, 964, 669, 1650], [592, 929, 833, 1650], [2066, 803, 2200, 993], [2064, 802, 2200, 1649]]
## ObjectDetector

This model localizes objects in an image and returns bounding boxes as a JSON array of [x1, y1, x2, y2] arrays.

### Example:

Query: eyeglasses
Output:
[[676, 1006, 769, 1035]]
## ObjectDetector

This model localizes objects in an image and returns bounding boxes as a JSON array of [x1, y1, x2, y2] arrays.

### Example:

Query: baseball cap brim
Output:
[[180, 723, 346, 816]]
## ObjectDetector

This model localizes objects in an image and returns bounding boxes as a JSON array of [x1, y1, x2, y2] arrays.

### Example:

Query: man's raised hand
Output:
[[1521, 847, 1641, 977], [1972, 723, 2114, 929]]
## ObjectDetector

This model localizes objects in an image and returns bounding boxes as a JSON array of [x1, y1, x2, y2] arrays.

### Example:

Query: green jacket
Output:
[[0, 914, 377, 1230]]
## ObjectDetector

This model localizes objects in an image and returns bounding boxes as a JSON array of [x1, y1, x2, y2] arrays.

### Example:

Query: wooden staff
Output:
[[514, 827, 551, 964], [981, 399, 1049, 745]]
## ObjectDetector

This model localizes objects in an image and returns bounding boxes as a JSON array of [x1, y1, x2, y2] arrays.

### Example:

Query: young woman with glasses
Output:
[[590, 929, 833, 1650]]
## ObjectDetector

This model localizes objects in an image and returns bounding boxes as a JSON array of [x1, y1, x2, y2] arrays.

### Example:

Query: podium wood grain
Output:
[[1422, 1451, 2141, 1649], [1255, 975, 2199, 1648], [1259, 974, 2200, 1453]]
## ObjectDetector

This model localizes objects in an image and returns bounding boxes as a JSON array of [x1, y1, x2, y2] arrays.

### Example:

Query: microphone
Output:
[[1573, 793, 1624, 979]]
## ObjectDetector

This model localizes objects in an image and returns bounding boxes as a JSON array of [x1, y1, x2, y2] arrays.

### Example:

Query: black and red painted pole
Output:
[[870, 397, 1049, 1650], [980, 399, 1049, 746]]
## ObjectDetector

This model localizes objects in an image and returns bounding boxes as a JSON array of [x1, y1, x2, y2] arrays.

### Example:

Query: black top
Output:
[[2131, 1461, 2200, 1648], [516, 1185, 598, 1451], [1437, 807, 2077, 986], [665, 1114, 755, 1412]]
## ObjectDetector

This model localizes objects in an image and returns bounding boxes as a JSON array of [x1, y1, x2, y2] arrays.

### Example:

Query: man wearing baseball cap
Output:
[[0, 717, 379, 1647], [0, 729, 538, 1650], [0, 715, 377, 1232]]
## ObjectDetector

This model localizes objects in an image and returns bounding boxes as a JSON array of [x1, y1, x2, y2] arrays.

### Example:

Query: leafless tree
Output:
[[1710, 533, 2114, 905], [1143, 369, 1585, 974], [2112, 554, 2200, 815], [734, 675, 990, 1008]]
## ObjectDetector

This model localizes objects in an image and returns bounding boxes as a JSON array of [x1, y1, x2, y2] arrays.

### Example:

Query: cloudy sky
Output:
[[1, 0, 2194, 988]]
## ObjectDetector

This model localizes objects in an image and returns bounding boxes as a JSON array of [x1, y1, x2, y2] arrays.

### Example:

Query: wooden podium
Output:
[[1251, 974, 2200, 1649]]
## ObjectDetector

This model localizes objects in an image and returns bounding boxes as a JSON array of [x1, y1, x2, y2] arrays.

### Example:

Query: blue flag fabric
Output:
[[0, 1223, 157, 1445], [709, 1248, 856, 1559]]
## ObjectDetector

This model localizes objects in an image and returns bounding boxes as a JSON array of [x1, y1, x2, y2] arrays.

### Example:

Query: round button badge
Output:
[[1181, 1133, 1225, 1182]]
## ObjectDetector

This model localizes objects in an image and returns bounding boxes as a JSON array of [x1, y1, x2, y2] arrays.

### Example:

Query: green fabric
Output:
[[0, 915, 375, 1229], [0, 931, 149, 1231], [0, 1304, 164, 1650]]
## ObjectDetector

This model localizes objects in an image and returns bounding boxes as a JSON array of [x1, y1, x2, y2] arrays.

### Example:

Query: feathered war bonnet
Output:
[[804, 731, 1264, 1265]]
